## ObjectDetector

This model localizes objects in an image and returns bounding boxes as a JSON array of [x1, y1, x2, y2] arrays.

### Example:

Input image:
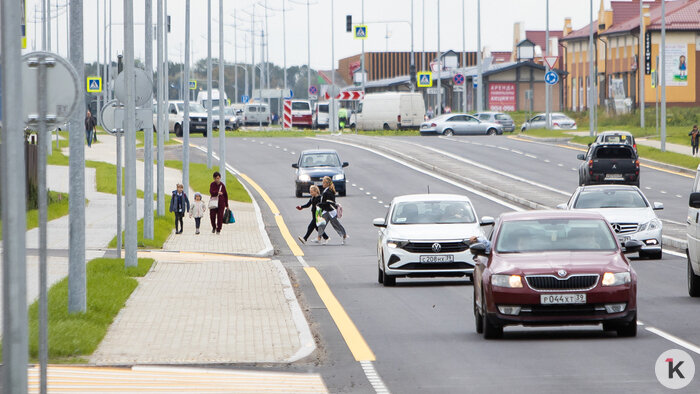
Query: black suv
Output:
[[292, 149, 348, 197], [577, 143, 640, 187]]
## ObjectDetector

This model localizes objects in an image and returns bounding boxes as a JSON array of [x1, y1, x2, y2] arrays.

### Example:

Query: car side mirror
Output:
[[372, 218, 387, 228], [623, 239, 644, 254], [469, 243, 489, 256], [587, 142, 592, 147], [342, 162, 349, 168], [170, 109, 177, 115], [653, 202, 664, 210], [689, 192, 700, 208], [577, 153, 585, 160], [556, 203, 567, 210], [292, 163, 299, 169], [479, 216, 495, 226]]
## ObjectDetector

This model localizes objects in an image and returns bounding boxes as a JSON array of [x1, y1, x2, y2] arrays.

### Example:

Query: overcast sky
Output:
[[24, 0, 600, 69]]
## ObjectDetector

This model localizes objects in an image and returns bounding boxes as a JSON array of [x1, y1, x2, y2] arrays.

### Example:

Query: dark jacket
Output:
[[209, 181, 229, 209], [300, 195, 322, 219], [318, 187, 337, 212], [85, 114, 96, 131], [690, 130, 700, 146], [169, 191, 190, 214]]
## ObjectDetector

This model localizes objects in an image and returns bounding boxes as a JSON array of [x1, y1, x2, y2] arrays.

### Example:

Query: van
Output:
[[290, 100, 313, 128], [197, 90, 228, 111], [312, 102, 329, 129], [351, 92, 425, 131], [243, 102, 271, 126], [687, 167, 700, 296]]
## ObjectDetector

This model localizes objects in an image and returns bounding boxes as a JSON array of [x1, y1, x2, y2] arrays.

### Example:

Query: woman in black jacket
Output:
[[296, 185, 328, 244], [316, 176, 348, 244]]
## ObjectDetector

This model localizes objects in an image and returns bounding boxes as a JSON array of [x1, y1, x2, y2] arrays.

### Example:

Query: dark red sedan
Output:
[[471, 211, 642, 339]]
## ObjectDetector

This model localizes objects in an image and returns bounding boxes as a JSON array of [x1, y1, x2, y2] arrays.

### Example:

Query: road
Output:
[[192, 134, 700, 393]]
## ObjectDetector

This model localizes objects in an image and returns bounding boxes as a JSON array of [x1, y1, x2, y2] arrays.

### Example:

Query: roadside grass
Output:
[[135, 130, 182, 148], [0, 192, 70, 241], [108, 196, 175, 249], [164, 160, 251, 203], [23, 258, 154, 363], [637, 145, 700, 169]]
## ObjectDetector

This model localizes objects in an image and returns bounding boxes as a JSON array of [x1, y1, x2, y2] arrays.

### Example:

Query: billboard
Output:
[[665, 44, 688, 86], [488, 82, 516, 111]]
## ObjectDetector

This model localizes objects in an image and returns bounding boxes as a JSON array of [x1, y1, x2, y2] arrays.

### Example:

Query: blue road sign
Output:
[[309, 85, 317, 95], [545, 71, 559, 85], [241, 95, 250, 103], [354, 25, 367, 39], [284, 89, 294, 100], [453, 74, 464, 85]]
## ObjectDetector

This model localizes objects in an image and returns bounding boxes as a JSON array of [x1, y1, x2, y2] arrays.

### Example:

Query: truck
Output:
[[350, 92, 425, 131], [577, 143, 640, 187]]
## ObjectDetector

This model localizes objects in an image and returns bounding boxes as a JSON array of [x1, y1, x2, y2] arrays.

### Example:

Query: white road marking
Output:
[[378, 201, 383, 204], [571, 168, 577, 171], [485, 144, 496, 148], [275, 145, 280, 148], [283, 148, 288, 151], [291, 151, 296, 155], [511, 150, 523, 155], [360, 361, 391, 393], [372, 196, 377, 200], [525, 154, 538, 159], [676, 194, 683, 198], [660, 190, 667, 194], [557, 163, 564, 167], [472, 142, 483, 146], [544, 159, 551, 163], [384, 205, 390, 208], [366, 192, 371, 195], [352, 183, 357, 187], [359, 187, 364, 191], [645, 186, 651, 190], [644, 324, 700, 356], [498, 147, 510, 151], [663, 249, 686, 258]]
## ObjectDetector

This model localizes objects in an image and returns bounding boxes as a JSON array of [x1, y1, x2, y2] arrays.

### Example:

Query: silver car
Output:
[[558, 185, 663, 259], [473, 112, 515, 132], [420, 114, 503, 136], [521, 112, 577, 132]]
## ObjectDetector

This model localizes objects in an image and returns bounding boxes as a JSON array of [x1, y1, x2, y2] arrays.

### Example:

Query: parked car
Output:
[[290, 100, 313, 128], [420, 114, 503, 136], [197, 90, 227, 111], [577, 143, 640, 187], [521, 112, 577, 132], [243, 103, 271, 126], [312, 102, 330, 129], [292, 149, 348, 197], [471, 210, 640, 339], [685, 165, 700, 296], [373, 194, 494, 286], [350, 92, 425, 130], [558, 185, 663, 259], [154, 101, 208, 137], [212, 107, 241, 131], [473, 112, 515, 132], [595, 131, 636, 152]]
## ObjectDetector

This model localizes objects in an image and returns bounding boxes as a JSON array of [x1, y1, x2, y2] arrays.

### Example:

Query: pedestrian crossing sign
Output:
[[354, 25, 367, 39], [86, 76, 102, 93], [189, 80, 197, 90], [417, 72, 432, 87]]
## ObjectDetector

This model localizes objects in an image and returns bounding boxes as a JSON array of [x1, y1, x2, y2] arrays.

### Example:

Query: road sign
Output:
[[101, 99, 152, 133], [543, 56, 558, 69], [453, 85, 465, 92], [309, 95, 318, 100], [354, 25, 367, 39], [100, 99, 121, 132], [189, 80, 197, 90], [241, 95, 250, 103], [284, 89, 293, 100], [309, 85, 318, 95], [86, 76, 102, 93], [544, 71, 559, 85], [114, 68, 153, 107], [21, 0, 26, 48], [426, 87, 445, 95], [651, 69, 657, 88], [453, 73, 464, 85], [21, 52, 80, 128], [417, 71, 432, 87], [473, 75, 478, 88]]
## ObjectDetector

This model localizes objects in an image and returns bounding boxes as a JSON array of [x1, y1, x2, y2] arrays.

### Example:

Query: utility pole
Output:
[[307, 0, 311, 97], [410, 0, 415, 93], [545, 0, 550, 129], [163, 0, 170, 142], [264, 0, 270, 111], [184, 0, 191, 193], [589, 0, 595, 137], [97, 0, 101, 129], [660, 0, 666, 151], [69, 0, 87, 314], [207, 0, 213, 167], [144, 0, 154, 240], [234, 8, 239, 102], [157, 0, 165, 216], [124, 0, 138, 268], [476, 0, 483, 112], [283, 0, 288, 98], [330, 0, 336, 133], [362, 0, 366, 93], [219, 0, 226, 184], [639, 0, 645, 128], [436, 0, 441, 116], [461, 0, 466, 112]]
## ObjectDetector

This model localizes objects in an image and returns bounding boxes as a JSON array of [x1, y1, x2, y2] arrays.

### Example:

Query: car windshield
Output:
[[495, 114, 511, 121], [318, 104, 329, 113], [177, 103, 206, 113], [223, 107, 235, 115], [495, 219, 617, 253], [574, 189, 648, 209], [391, 201, 476, 224], [594, 146, 635, 159], [300, 153, 341, 168], [292, 102, 310, 110], [601, 134, 631, 144]]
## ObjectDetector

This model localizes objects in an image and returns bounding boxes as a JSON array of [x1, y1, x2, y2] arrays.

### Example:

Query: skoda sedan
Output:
[[471, 211, 640, 339], [373, 194, 493, 286], [292, 149, 348, 197]]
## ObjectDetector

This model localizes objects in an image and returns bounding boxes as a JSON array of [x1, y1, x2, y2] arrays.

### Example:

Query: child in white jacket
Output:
[[190, 192, 207, 234]]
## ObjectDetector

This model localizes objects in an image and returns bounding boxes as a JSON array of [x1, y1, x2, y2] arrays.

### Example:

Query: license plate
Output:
[[618, 236, 630, 244], [420, 255, 454, 263], [606, 174, 623, 180], [540, 294, 586, 304]]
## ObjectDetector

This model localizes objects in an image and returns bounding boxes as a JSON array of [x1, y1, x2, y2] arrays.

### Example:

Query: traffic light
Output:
[[346, 15, 352, 33], [167, 15, 171, 33]]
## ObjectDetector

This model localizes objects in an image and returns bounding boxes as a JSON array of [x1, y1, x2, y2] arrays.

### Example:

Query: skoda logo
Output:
[[432, 243, 442, 253], [557, 270, 567, 278], [612, 223, 622, 233]]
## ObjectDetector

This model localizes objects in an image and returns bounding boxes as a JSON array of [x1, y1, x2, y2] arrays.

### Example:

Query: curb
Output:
[[517, 134, 573, 143]]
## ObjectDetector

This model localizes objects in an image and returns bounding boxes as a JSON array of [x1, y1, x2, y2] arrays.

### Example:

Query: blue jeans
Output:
[[86, 129, 94, 147]]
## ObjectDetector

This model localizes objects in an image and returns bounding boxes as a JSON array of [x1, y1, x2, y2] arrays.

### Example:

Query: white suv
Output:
[[686, 166, 700, 296], [154, 101, 209, 137]]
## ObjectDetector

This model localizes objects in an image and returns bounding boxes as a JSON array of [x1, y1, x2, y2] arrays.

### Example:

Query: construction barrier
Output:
[[283, 99, 292, 129]]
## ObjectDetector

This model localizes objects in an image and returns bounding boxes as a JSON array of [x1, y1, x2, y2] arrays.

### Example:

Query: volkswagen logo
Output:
[[612, 223, 622, 233], [557, 270, 567, 278], [432, 243, 442, 253]]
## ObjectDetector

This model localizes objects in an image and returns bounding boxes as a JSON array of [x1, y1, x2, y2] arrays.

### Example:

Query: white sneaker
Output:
[[310, 238, 319, 243], [321, 239, 328, 245]]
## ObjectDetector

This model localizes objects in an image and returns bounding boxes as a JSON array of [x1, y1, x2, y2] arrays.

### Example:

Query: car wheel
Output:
[[295, 189, 302, 198], [174, 124, 183, 137], [443, 129, 454, 136], [474, 287, 484, 334], [521, 126, 527, 132], [339, 189, 346, 197], [616, 314, 637, 337], [482, 314, 503, 339], [202, 129, 207, 137], [382, 261, 396, 287], [487, 128, 498, 136], [383, 123, 391, 131], [688, 250, 700, 297], [640, 250, 662, 260]]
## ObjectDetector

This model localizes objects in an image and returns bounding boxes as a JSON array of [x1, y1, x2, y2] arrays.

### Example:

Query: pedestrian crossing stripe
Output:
[[354, 25, 367, 39], [86, 77, 102, 93], [417, 72, 432, 87]]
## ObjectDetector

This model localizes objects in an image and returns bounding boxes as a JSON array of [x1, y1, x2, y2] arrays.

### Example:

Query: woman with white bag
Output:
[[316, 176, 349, 245], [209, 171, 229, 234]]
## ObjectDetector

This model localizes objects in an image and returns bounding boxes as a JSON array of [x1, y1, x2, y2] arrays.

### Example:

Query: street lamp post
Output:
[[476, 0, 483, 112], [436, 0, 441, 116], [219, 0, 226, 185], [660, 0, 666, 151]]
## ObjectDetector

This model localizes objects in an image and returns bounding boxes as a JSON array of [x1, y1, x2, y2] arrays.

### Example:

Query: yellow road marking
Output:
[[275, 215, 304, 256], [304, 267, 376, 362]]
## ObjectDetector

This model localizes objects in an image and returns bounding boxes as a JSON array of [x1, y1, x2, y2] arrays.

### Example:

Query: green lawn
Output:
[[0, 192, 71, 240], [109, 196, 175, 249], [135, 130, 182, 148], [24, 258, 154, 363], [164, 160, 251, 203]]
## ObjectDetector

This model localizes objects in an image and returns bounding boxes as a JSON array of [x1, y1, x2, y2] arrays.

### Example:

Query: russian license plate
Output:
[[605, 174, 623, 180], [540, 293, 586, 305], [618, 236, 631, 244], [420, 255, 454, 263]]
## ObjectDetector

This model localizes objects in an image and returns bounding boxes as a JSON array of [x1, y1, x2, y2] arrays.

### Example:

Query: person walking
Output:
[[209, 171, 229, 234], [316, 176, 349, 245], [690, 125, 699, 156], [169, 183, 190, 234], [296, 185, 328, 245], [85, 109, 97, 147], [190, 192, 206, 234]]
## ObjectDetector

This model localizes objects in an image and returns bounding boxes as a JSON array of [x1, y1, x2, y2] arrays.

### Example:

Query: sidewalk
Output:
[[635, 137, 696, 156]]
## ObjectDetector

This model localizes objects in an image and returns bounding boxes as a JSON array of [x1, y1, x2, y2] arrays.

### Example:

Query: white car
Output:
[[373, 194, 494, 286], [558, 185, 663, 259], [521, 112, 577, 132], [153, 101, 209, 137]]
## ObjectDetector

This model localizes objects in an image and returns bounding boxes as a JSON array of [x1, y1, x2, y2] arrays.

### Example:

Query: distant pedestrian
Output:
[[85, 109, 97, 147], [190, 192, 206, 235], [296, 185, 328, 245], [690, 125, 699, 156], [209, 171, 229, 234], [338, 106, 348, 129], [426, 106, 434, 119], [316, 176, 348, 245], [169, 183, 190, 234]]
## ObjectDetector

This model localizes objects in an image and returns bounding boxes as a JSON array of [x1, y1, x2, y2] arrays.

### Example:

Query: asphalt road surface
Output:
[[191, 134, 700, 393]]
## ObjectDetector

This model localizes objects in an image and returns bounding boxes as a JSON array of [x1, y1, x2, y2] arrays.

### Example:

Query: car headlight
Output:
[[638, 218, 660, 232], [298, 175, 311, 182], [491, 274, 523, 288], [332, 173, 345, 181], [386, 239, 409, 249], [602, 272, 631, 286]]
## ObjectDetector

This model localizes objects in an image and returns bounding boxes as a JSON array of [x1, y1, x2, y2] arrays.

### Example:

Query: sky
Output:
[[23, 0, 601, 70]]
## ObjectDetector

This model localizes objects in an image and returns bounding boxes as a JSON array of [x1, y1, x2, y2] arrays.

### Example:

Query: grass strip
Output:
[[108, 196, 175, 249], [0, 192, 71, 241], [165, 160, 251, 203]]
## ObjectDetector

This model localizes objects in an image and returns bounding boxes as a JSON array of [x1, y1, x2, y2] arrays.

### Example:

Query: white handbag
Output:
[[209, 183, 222, 209]]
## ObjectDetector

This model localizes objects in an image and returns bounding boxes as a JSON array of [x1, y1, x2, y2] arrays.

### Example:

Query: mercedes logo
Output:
[[432, 243, 442, 253], [557, 270, 567, 278], [612, 223, 622, 233]]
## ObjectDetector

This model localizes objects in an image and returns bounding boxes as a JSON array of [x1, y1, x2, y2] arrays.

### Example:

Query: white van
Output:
[[290, 100, 313, 128], [312, 102, 329, 129], [351, 92, 425, 131], [687, 166, 700, 296], [197, 90, 228, 110], [243, 102, 271, 126]]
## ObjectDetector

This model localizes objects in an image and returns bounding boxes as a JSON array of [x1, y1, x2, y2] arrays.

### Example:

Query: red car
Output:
[[471, 210, 641, 339]]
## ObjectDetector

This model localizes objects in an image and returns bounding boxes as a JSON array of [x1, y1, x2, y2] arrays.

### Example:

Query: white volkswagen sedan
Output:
[[558, 185, 663, 259], [373, 194, 493, 286]]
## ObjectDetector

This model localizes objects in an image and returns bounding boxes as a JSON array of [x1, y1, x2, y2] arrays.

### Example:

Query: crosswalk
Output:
[[28, 365, 328, 393]]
